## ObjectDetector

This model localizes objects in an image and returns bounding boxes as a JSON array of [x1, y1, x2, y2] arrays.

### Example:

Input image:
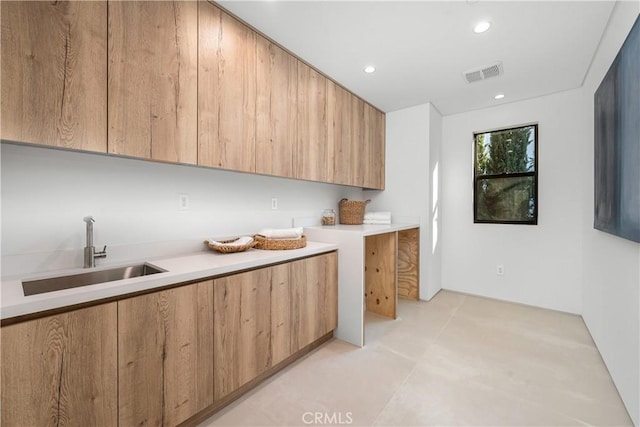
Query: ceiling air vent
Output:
[[463, 61, 503, 83]]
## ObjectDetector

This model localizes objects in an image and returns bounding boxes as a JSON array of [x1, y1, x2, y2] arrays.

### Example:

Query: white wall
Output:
[[441, 88, 585, 314], [1, 143, 362, 276], [441, 3, 640, 422], [580, 2, 640, 424], [428, 104, 443, 300], [368, 102, 442, 300]]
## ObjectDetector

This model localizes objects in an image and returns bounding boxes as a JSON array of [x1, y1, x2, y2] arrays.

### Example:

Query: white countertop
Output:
[[1, 241, 337, 320], [305, 223, 419, 236]]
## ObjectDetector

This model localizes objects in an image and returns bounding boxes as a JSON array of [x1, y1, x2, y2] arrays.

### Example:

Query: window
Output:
[[474, 124, 538, 224]]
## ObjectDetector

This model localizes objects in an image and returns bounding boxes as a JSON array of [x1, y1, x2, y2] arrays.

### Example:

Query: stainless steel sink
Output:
[[22, 263, 167, 296]]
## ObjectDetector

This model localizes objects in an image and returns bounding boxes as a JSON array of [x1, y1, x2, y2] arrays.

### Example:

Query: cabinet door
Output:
[[256, 37, 297, 178], [118, 281, 214, 427], [108, 1, 198, 163], [296, 64, 330, 182], [199, 3, 256, 172], [1, 303, 117, 426], [270, 263, 292, 366], [214, 268, 272, 399], [291, 252, 338, 352], [363, 103, 386, 190], [350, 95, 366, 187], [328, 83, 365, 187], [0, 1, 107, 151]]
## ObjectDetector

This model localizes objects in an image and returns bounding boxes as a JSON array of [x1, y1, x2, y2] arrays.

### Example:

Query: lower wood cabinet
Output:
[[1, 252, 337, 426], [118, 280, 214, 427], [291, 252, 338, 351], [213, 252, 337, 400], [213, 264, 287, 399], [271, 263, 293, 366], [1, 303, 117, 426]]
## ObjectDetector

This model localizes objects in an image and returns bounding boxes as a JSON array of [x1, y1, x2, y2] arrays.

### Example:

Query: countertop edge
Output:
[[305, 223, 420, 236], [1, 242, 338, 321]]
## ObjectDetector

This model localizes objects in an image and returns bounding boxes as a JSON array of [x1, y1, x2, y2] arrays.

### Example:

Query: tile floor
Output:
[[199, 290, 633, 426]]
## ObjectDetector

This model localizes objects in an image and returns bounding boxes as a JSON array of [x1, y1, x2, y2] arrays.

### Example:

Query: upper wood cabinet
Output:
[[327, 81, 353, 186], [300, 65, 384, 189], [1, 303, 117, 426], [108, 1, 198, 163], [0, 1, 107, 152], [118, 280, 214, 427], [255, 37, 298, 178], [296, 63, 331, 183], [1, 0, 385, 189], [350, 95, 366, 188], [363, 103, 386, 190], [199, 3, 257, 173]]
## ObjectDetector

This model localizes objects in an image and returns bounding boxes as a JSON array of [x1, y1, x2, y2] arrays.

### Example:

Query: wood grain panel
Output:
[[1, 303, 117, 426], [196, 280, 216, 410], [118, 281, 214, 427], [214, 269, 271, 400], [256, 36, 297, 177], [365, 232, 397, 319], [364, 103, 386, 190], [291, 252, 338, 352], [108, 1, 198, 162], [398, 228, 420, 300], [198, 3, 257, 172], [350, 95, 365, 187], [0, 1, 107, 151], [295, 64, 330, 182], [327, 81, 353, 186], [270, 263, 291, 366], [324, 251, 339, 334]]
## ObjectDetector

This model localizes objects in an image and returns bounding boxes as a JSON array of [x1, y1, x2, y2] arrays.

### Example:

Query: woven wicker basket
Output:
[[204, 237, 257, 254], [339, 199, 371, 225], [253, 234, 307, 250]]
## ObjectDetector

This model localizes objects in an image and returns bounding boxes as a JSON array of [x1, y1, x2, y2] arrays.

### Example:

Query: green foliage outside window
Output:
[[474, 124, 538, 224]]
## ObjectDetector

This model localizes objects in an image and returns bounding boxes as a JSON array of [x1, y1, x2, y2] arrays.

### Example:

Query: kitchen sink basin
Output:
[[22, 263, 167, 296]]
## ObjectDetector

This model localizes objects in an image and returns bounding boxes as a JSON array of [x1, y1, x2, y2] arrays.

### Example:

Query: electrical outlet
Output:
[[496, 265, 504, 276], [271, 198, 278, 210], [179, 194, 189, 211]]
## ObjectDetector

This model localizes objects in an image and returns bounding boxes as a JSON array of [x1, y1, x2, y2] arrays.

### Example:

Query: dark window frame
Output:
[[473, 123, 539, 225]]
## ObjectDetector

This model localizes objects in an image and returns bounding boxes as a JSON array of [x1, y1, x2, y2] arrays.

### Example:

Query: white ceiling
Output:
[[217, 0, 615, 115]]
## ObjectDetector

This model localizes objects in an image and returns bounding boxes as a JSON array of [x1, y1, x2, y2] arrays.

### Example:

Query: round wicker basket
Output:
[[204, 237, 257, 253], [339, 199, 371, 224], [253, 234, 307, 250]]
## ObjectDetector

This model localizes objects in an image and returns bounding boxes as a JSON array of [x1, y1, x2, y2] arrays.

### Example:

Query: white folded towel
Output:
[[258, 227, 303, 239], [364, 211, 391, 221], [363, 219, 391, 225], [207, 236, 253, 247]]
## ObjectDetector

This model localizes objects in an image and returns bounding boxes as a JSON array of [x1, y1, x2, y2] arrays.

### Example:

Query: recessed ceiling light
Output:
[[364, 66, 376, 74], [474, 21, 491, 33], [494, 93, 505, 99]]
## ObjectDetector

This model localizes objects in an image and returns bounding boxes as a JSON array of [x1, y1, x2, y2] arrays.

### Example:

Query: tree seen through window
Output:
[[474, 124, 538, 224]]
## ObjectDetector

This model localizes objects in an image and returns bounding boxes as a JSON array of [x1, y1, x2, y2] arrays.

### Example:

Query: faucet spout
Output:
[[83, 216, 95, 248], [83, 216, 106, 268]]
